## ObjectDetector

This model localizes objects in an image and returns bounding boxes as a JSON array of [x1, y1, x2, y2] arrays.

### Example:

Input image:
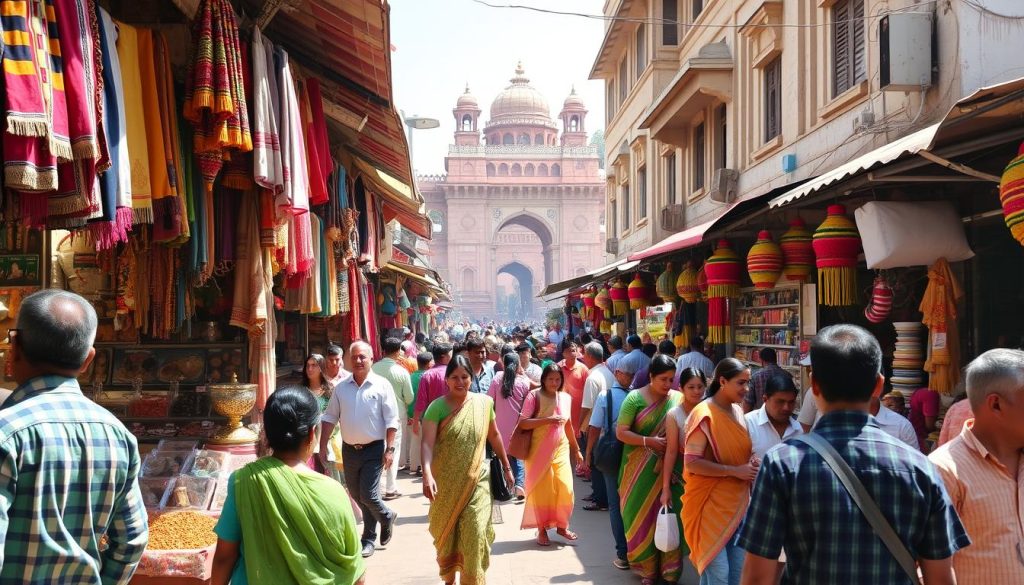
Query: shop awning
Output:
[[353, 157, 432, 238], [539, 259, 641, 299], [383, 261, 439, 289], [627, 215, 722, 261], [770, 76, 1024, 209]]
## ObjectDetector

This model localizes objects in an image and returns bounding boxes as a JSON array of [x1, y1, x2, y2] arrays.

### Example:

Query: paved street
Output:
[[363, 470, 700, 584]]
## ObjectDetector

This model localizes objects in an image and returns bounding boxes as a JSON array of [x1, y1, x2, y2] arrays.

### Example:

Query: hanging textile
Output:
[[251, 29, 283, 193], [152, 31, 187, 244], [705, 240, 741, 345], [182, 0, 252, 192], [115, 21, 153, 223], [919, 258, 963, 394], [275, 47, 314, 279], [302, 213, 323, 314], [812, 204, 861, 306], [302, 78, 330, 206]]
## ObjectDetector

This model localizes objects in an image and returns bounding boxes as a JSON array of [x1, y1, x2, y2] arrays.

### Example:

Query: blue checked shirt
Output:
[[0, 376, 148, 584], [737, 410, 969, 584]]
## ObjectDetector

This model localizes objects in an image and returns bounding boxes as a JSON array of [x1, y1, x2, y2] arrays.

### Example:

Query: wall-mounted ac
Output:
[[709, 168, 739, 204], [661, 204, 686, 232], [605, 238, 619, 255], [880, 12, 934, 91]]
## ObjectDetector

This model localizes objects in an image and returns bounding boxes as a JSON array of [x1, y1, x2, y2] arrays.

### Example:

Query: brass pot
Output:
[[208, 373, 258, 444]]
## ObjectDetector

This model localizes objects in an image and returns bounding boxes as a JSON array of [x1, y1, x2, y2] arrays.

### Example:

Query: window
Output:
[[525, 163, 535, 176], [498, 163, 509, 176], [635, 24, 647, 80], [693, 122, 705, 192], [692, 0, 704, 21], [662, 0, 679, 45], [503, 133, 514, 145], [535, 133, 544, 144], [832, 0, 866, 97], [486, 163, 496, 177], [606, 82, 616, 123], [518, 133, 530, 145], [538, 164, 549, 177], [619, 58, 628, 103], [637, 168, 647, 219], [665, 152, 677, 204], [461, 114, 473, 131], [570, 116, 580, 132], [552, 163, 561, 176], [462, 268, 476, 290], [764, 57, 782, 141], [511, 164, 522, 176], [716, 104, 727, 170], [621, 183, 631, 230], [609, 199, 617, 238]]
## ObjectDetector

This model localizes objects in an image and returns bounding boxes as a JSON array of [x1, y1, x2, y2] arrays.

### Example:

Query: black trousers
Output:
[[342, 441, 394, 544]]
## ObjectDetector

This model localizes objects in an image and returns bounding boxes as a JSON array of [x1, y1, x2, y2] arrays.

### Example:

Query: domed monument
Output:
[[419, 64, 605, 320]]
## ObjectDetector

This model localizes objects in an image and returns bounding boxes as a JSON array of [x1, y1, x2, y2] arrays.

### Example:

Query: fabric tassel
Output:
[[813, 205, 862, 306]]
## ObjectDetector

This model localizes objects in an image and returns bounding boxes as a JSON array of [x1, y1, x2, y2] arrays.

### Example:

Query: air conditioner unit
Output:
[[709, 168, 739, 204], [661, 204, 686, 232], [605, 238, 619, 255], [880, 12, 933, 91]]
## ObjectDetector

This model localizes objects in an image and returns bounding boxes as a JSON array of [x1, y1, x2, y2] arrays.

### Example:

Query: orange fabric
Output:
[[680, 401, 752, 573], [557, 359, 589, 434]]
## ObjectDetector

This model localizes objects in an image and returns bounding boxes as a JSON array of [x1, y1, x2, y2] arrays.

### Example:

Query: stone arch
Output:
[[495, 211, 556, 286], [461, 114, 473, 131], [497, 261, 535, 318], [502, 133, 514, 145], [535, 133, 544, 145], [511, 163, 522, 177], [518, 133, 530, 145], [538, 163, 549, 177], [486, 163, 496, 176], [498, 163, 509, 176], [570, 115, 580, 132], [552, 163, 561, 176], [525, 163, 535, 177]]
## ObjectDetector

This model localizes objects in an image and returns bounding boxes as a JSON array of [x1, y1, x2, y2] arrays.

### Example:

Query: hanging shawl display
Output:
[[919, 258, 963, 394], [704, 240, 741, 344], [696, 263, 709, 302], [747, 230, 783, 289], [628, 274, 652, 310], [676, 261, 699, 304], [610, 278, 629, 316], [378, 283, 398, 316], [998, 141, 1024, 247], [864, 275, 893, 324], [813, 204, 861, 306], [780, 218, 814, 282], [595, 285, 612, 314], [656, 262, 679, 303]]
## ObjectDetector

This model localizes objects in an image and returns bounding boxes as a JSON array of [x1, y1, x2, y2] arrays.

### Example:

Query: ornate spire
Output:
[[510, 62, 530, 85]]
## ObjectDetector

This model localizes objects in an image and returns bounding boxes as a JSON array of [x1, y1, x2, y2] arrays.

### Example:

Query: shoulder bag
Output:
[[793, 433, 922, 585], [506, 390, 539, 460], [593, 388, 624, 475], [489, 456, 512, 501]]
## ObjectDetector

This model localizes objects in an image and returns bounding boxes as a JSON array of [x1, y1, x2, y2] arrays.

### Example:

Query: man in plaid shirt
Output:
[[737, 324, 969, 585], [0, 290, 147, 583]]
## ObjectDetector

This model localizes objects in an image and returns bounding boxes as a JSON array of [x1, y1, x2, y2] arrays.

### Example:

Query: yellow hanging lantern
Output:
[[628, 274, 652, 310], [676, 261, 699, 304], [656, 262, 680, 303], [595, 285, 612, 313], [610, 278, 630, 316]]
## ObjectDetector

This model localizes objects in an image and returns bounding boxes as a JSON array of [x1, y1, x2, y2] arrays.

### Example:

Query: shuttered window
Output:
[[638, 168, 647, 219], [764, 57, 782, 141], [619, 58, 628, 103], [663, 0, 679, 45], [693, 122, 705, 192], [636, 24, 647, 79], [606, 82, 615, 124], [622, 183, 631, 230], [666, 153, 677, 204], [692, 0, 704, 21], [833, 0, 866, 97]]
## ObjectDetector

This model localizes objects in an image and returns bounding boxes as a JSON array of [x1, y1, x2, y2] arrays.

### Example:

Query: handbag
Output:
[[489, 456, 512, 501], [794, 433, 922, 585], [593, 387, 624, 475], [654, 505, 680, 552], [507, 390, 539, 461]]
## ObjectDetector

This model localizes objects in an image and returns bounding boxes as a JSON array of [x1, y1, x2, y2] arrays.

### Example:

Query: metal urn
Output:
[[208, 373, 258, 444]]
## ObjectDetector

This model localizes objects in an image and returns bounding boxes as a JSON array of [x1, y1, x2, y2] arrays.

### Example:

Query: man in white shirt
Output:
[[745, 377, 803, 459], [319, 341, 400, 558], [548, 322, 566, 349], [579, 341, 616, 511], [517, 342, 542, 387], [674, 336, 715, 388]]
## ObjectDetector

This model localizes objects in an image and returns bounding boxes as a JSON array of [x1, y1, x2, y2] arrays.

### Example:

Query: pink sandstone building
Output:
[[419, 64, 605, 320]]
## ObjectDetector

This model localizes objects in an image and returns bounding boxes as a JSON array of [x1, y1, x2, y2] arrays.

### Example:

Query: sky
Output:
[[390, 0, 607, 176]]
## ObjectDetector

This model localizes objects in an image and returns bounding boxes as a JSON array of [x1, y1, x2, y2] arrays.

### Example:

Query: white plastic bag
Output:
[[654, 505, 680, 552]]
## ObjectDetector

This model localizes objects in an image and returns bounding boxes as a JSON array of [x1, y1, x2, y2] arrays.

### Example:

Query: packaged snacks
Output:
[[189, 450, 230, 479], [127, 394, 170, 417], [139, 477, 171, 509], [156, 439, 199, 453], [159, 475, 215, 510], [142, 451, 194, 478], [135, 511, 218, 579]]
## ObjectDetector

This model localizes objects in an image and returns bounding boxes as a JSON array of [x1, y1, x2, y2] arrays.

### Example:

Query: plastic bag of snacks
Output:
[[135, 511, 218, 579], [156, 439, 199, 452], [139, 477, 172, 509], [141, 451, 195, 478], [188, 450, 231, 479], [160, 475, 215, 510]]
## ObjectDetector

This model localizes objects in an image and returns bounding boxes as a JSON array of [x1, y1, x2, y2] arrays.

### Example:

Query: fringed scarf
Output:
[[151, 31, 187, 244], [301, 78, 329, 206], [137, 29, 176, 229], [274, 47, 314, 281], [251, 29, 282, 193], [53, 0, 100, 161], [115, 20, 153, 224], [182, 0, 252, 192], [219, 37, 253, 191]]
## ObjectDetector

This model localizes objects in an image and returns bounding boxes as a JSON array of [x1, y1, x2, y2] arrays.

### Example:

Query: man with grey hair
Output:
[[929, 348, 1024, 583], [579, 341, 615, 511], [0, 289, 148, 582]]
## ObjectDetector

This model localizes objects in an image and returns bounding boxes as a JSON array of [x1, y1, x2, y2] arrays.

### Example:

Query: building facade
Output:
[[420, 64, 606, 320], [592, 0, 1024, 262]]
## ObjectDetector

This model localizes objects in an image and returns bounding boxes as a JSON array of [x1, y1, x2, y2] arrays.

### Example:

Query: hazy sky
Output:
[[390, 0, 607, 176]]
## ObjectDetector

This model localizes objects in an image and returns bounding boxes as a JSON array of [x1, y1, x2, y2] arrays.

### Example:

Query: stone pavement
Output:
[[362, 470, 700, 584]]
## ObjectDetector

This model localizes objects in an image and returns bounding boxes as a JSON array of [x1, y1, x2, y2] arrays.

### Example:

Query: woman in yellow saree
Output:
[[421, 355, 515, 585], [681, 358, 756, 585]]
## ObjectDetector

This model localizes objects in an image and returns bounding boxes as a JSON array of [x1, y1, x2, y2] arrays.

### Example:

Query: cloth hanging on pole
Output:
[[919, 258, 963, 394]]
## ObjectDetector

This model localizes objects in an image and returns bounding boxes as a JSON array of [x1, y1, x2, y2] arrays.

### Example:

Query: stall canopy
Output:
[[539, 259, 640, 299], [353, 157, 431, 238], [770, 76, 1024, 209]]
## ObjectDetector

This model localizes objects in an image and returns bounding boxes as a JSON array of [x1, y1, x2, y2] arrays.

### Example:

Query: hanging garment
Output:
[[115, 20, 153, 223], [251, 29, 283, 193], [152, 31, 188, 244]]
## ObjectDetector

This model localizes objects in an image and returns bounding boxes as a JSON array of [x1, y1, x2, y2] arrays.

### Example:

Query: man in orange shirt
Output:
[[929, 348, 1024, 584], [557, 339, 590, 442]]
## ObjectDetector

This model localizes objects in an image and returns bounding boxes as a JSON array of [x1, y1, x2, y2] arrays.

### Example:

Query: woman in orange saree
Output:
[[681, 358, 756, 585], [518, 363, 582, 546]]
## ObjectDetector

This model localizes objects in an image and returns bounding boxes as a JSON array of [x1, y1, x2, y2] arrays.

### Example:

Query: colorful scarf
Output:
[[53, 0, 100, 161], [115, 20, 153, 223], [137, 29, 176, 237], [275, 48, 313, 280], [182, 0, 252, 192], [250, 29, 282, 192], [151, 31, 187, 244], [301, 78, 329, 206]]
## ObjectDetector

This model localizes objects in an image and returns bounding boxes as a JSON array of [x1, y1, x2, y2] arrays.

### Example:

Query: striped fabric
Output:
[[930, 420, 1024, 584], [0, 376, 148, 583]]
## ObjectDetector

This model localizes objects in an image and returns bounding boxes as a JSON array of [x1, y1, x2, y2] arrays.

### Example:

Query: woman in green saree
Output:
[[421, 354, 515, 585], [616, 354, 688, 585], [211, 386, 365, 585]]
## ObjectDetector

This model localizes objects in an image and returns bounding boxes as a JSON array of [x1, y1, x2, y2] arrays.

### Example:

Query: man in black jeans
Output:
[[320, 341, 401, 558]]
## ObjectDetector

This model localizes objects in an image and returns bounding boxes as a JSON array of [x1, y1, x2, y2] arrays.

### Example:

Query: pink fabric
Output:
[[414, 364, 449, 418], [487, 372, 532, 450], [909, 387, 941, 450]]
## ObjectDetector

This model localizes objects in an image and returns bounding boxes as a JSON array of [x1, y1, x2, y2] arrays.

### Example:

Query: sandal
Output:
[[556, 528, 578, 541], [536, 530, 551, 546], [582, 503, 608, 511]]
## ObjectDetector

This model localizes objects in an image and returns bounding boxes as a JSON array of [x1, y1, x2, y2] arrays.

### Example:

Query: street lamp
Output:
[[403, 113, 440, 176]]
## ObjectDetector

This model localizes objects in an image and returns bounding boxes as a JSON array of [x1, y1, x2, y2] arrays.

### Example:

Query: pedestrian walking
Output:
[[681, 358, 755, 585], [661, 367, 708, 506], [737, 324, 969, 585], [580, 341, 616, 510], [743, 348, 793, 413], [212, 386, 365, 585], [301, 353, 343, 482], [488, 352, 532, 498], [616, 355, 688, 584], [519, 363, 582, 546], [744, 373, 802, 460], [0, 290, 148, 582], [936, 395, 972, 446], [319, 341, 401, 558], [413, 342, 454, 435], [421, 355, 515, 585], [929, 348, 1024, 584], [467, 337, 495, 394], [606, 335, 627, 372], [372, 337, 414, 500], [325, 343, 352, 387], [406, 352, 434, 475], [558, 338, 590, 442], [674, 336, 716, 389]]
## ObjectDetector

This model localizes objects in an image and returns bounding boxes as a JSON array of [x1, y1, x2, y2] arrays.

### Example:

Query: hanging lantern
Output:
[[676, 261, 699, 304], [813, 204, 862, 306], [747, 230, 784, 290], [580, 288, 596, 321], [780, 218, 815, 282], [628, 274, 653, 310], [599, 319, 612, 335], [999, 141, 1024, 247], [704, 240, 742, 344], [610, 278, 630, 316], [696, 263, 709, 302], [864, 276, 894, 324], [595, 285, 612, 313], [656, 262, 680, 302]]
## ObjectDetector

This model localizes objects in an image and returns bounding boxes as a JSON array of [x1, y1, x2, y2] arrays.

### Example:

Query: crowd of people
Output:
[[0, 289, 1019, 585]]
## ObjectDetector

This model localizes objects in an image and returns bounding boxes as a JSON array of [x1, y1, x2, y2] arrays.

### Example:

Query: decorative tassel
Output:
[[813, 204, 862, 306], [780, 218, 815, 282], [697, 263, 709, 302], [610, 278, 629, 316]]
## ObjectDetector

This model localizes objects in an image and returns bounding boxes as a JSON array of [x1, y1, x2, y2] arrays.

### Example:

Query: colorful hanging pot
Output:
[[813, 204, 862, 306], [999, 141, 1024, 247], [610, 278, 630, 316], [780, 217, 815, 283], [747, 230, 783, 290], [704, 240, 741, 344], [595, 285, 612, 313], [580, 288, 596, 321], [676, 261, 699, 304], [696, 263, 709, 302], [628, 274, 652, 310], [656, 262, 680, 303], [864, 276, 893, 324]]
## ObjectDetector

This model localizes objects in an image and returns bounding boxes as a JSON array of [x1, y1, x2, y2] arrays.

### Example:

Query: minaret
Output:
[[453, 84, 481, 146], [559, 86, 588, 147]]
